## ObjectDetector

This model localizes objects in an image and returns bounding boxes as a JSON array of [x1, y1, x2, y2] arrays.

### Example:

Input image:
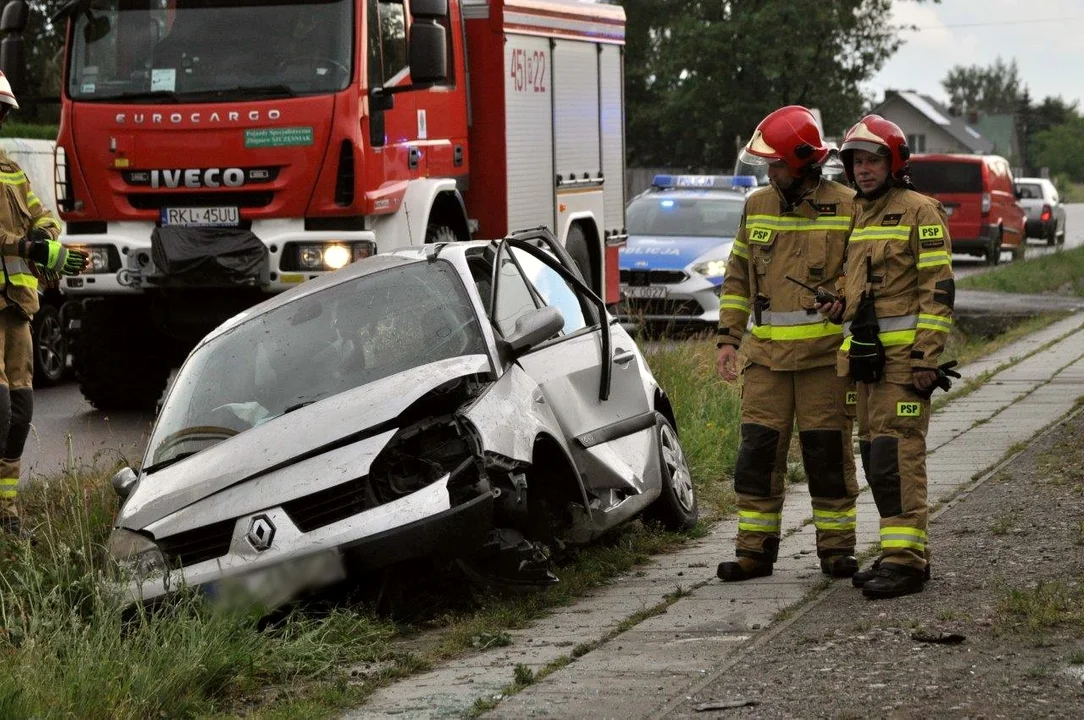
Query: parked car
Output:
[[1015, 177, 1066, 246], [908, 153, 1027, 265], [618, 175, 750, 330], [107, 229, 697, 610]]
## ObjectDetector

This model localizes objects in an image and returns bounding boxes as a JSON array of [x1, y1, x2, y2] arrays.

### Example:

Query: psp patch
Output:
[[846, 391, 858, 405], [881, 213, 903, 226], [748, 227, 773, 243], [896, 401, 922, 418], [919, 225, 945, 240]]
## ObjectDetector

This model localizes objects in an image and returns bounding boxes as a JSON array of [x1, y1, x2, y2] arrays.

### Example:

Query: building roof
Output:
[[880, 91, 995, 155]]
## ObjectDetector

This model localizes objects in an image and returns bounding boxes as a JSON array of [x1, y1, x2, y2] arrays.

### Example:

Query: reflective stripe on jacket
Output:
[[0, 154, 61, 316]]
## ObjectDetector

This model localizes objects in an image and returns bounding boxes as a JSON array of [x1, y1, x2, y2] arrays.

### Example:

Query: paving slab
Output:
[[346, 312, 1084, 719]]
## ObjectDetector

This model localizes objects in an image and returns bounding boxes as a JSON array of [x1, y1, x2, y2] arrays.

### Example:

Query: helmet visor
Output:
[[840, 140, 888, 157]]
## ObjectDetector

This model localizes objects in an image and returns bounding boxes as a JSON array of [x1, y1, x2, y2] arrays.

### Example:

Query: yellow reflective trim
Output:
[[750, 323, 844, 341], [882, 526, 927, 541], [0, 489, 17, 498], [731, 245, 749, 260], [918, 224, 945, 240], [813, 509, 857, 519], [0, 478, 17, 487], [33, 216, 60, 229], [26, 191, 40, 207], [2, 273, 38, 290], [916, 250, 952, 269], [746, 215, 852, 233], [719, 294, 750, 309], [880, 329, 917, 346], [849, 226, 912, 241], [0, 170, 27, 184], [917, 322, 951, 333]]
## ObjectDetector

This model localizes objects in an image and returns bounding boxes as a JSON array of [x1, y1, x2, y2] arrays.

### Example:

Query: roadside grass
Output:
[[0, 123, 59, 140], [996, 581, 1084, 634], [0, 315, 1056, 718], [958, 245, 1084, 296], [1061, 181, 1084, 204]]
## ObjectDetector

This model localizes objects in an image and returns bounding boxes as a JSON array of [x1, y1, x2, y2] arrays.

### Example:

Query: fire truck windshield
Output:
[[67, 0, 354, 102]]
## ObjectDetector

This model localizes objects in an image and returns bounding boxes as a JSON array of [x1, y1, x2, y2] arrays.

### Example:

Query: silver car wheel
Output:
[[659, 422, 695, 512]]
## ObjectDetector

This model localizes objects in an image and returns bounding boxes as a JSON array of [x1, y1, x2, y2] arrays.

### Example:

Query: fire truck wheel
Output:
[[74, 299, 173, 412], [565, 224, 595, 294], [425, 224, 458, 244]]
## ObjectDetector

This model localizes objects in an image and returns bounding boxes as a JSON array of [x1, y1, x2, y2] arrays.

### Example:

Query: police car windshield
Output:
[[627, 195, 744, 237]]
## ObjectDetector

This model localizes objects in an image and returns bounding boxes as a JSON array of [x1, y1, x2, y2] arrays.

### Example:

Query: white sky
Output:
[[867, 0, 1083, 108]]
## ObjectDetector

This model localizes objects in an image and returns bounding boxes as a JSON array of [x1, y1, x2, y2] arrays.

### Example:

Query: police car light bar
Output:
[[652, 174, 758, 189]]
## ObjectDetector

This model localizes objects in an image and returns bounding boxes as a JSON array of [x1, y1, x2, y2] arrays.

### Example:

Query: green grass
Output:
[[0, 122, 59, 140], [996, 581, 1084, 633], [1060, 181, 1084, 204], [958, 246, 1084, 296]]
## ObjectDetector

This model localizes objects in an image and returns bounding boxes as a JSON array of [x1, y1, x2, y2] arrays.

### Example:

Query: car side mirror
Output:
[[506, 306, 564, 355], [111, 466, 138, 500]]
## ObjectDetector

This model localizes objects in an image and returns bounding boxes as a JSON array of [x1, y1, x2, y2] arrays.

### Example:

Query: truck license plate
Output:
[[161, 206, 240, 227], [621, 284, 668, 299]]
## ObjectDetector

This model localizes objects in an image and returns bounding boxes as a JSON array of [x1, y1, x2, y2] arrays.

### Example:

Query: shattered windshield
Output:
[[145, 260, 487, 470], [67, 0, 354, 101]]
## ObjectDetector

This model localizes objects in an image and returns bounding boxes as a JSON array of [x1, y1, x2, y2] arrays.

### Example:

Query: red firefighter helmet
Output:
[[840, 114, 910, 183], [738, 106, 829, 177]]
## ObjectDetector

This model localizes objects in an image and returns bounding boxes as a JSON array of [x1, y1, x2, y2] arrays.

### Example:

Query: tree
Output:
[[1033, 116, 1084, 183], [941, 57, 1022, 115], [620, 1, 936, 170], [1, 1, 68, 122]]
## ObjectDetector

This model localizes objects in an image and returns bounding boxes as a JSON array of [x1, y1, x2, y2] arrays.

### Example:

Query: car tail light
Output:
[[981, 192, 991, 214], [1041, 205, 1052, 222]]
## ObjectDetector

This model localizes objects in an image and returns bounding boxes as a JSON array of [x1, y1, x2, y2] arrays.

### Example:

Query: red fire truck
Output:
[[4, 0, 627, 410]]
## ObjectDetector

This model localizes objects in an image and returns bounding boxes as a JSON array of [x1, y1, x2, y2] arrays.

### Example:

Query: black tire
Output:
[[643, 413, 698, 531], [73, 299, 172, 412], [985, 229, 1002, 266], [32, 304, 66, 387], [1057, 223, 1066, 246], [564, 224, 595, 294], [1047, 224, 1057, 247], [425, 224, 458, 244]]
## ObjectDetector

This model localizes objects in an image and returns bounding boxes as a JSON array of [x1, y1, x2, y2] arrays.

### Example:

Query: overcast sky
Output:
[[867, 0, 1082, 108]]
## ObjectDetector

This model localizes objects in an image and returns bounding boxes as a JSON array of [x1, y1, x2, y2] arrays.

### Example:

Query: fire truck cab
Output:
[[4, 0, 627, 410]]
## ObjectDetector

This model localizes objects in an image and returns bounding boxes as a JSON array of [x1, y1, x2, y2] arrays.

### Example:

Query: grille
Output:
[[282, 478, 374, 533], [620, 269, 687, 285], [157, 518, 236, 567], [129, 191, 274, 210], [622, 298, 704, 317]]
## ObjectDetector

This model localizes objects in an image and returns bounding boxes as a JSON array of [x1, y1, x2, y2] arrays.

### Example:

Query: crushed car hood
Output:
[[121, 355, 492, 531]]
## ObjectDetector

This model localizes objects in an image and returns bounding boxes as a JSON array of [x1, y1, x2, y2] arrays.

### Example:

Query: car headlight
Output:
[[692, 259, 728, 278], [108, 528, 168, 581]]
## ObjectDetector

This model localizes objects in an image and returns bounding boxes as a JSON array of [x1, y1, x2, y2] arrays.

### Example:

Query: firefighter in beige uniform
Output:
[[715, 106, 860, 582], [825, 115, 957, 599], [0, 72, 88, 536]]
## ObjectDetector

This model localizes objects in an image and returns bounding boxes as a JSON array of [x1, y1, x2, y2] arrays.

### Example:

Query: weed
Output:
[[989, 515, 1014, 536]]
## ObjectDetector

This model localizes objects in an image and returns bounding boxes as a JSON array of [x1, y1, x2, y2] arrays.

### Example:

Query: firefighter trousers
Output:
[[733, 363, 858, 562], [856, 380, 930, 571], [0, 307, 34, 526]]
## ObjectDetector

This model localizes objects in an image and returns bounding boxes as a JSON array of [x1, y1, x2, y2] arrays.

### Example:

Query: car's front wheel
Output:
[[643, 413, 698, 531]]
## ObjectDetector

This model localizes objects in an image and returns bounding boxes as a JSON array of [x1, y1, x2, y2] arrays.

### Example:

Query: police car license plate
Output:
[[621, 284, 668, 299], [161, 206, 240, 227]]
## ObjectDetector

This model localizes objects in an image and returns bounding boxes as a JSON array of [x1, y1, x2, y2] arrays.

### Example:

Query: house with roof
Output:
[[872, 90, 994, 156]]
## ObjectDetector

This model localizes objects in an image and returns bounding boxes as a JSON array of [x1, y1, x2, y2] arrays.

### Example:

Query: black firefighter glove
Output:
[[25, 235, 89, 276], [912, 360, 961, 400]]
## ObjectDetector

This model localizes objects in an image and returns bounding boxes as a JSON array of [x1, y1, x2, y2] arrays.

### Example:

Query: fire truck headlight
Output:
[[298, 245, 324, 270], [68, 245, 112, 274], [323, 244, 351, 270]]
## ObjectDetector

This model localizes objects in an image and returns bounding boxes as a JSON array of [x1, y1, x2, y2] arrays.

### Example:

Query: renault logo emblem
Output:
[[246, 514, 276, 551]]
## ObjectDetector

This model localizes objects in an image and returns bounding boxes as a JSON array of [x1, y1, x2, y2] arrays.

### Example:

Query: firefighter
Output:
[[820, 115, 955, 599], [715, 106, 859, 582], [0, 72, 88, 537]]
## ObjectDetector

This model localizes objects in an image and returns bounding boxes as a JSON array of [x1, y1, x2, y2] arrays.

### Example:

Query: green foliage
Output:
[[941, 56, 1022, 114], [0, 122, 59, 140], [957, 245, 1084, 297], [1034, 117, 1084, 183], [622, 0, 930, 168]]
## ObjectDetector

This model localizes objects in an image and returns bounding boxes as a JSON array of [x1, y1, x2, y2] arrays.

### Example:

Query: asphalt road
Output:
[[21, 204, 1084, 481]]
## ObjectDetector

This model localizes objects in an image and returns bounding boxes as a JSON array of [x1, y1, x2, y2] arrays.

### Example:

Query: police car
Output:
[[618, 174, 754, 328]]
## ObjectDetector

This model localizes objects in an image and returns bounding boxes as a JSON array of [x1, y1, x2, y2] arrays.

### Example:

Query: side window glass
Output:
[[379, 0, 408, 84], [493, 252, 539, 336], [510, 247, 588, 335], [366, 0, 383, 88]]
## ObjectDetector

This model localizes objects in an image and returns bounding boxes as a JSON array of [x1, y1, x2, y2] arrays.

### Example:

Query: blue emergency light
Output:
[[652, 174, 758, 190]]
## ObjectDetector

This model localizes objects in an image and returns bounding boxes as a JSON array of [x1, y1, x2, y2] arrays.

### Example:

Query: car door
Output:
[[491, 239, 658, 501]]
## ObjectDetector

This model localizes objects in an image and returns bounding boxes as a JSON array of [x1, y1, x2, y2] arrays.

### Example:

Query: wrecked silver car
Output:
[[108, 229, 697, 608]]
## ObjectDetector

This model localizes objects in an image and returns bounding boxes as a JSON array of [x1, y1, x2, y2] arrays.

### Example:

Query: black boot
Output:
[[861, 562, 926, 599], [820, 554, 858, 578], [853, 559, 930, 588], [717, 556, 773, 582]]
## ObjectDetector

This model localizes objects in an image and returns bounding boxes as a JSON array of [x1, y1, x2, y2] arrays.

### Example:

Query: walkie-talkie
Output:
[[785, 275, 839, 306]]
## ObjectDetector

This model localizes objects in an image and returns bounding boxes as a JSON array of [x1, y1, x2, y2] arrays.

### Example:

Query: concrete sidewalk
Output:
[[345, 312, 1084, 720]]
